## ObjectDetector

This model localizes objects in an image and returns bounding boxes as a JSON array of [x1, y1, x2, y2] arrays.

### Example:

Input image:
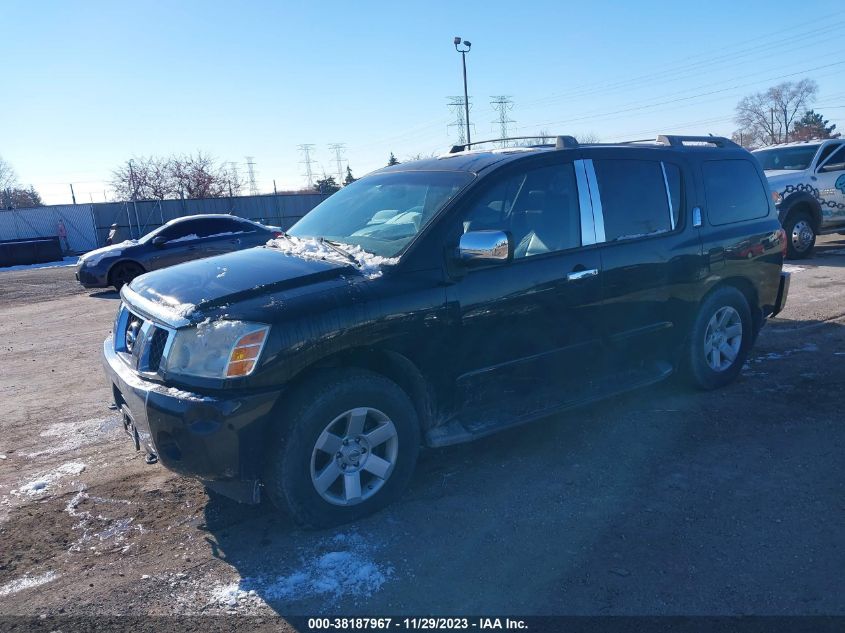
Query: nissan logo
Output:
[[126, 320, 141, 353]]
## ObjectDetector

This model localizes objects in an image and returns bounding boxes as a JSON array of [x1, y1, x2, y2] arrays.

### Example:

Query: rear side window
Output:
[[703, 160, 769, 225], [593, 159, 673, 241]]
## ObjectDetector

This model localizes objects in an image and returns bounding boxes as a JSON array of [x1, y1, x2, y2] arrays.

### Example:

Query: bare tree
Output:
[[0, 155, 17, 191], [110, 152, 240, 201], [735, 79, 818, 146]]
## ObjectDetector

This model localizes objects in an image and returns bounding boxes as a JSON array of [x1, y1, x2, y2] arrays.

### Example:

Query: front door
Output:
[[815, 144, 845, 227], [445, 156, 605, 429]]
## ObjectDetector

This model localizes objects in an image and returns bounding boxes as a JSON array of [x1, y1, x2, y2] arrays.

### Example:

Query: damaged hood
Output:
[[127, 246, 355, 321]]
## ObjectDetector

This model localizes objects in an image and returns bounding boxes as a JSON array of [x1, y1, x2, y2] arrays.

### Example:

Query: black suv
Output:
[[102, 135, 790, 528]]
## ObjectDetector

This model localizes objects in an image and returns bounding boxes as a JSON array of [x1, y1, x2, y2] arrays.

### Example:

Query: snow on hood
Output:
[[266, 236, 397, 279]]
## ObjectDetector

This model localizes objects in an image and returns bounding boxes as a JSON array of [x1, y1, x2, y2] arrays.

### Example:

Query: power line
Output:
[[490, 96, 515, 146], [298, 144, 316, 189], [327, 143, 346, 185]]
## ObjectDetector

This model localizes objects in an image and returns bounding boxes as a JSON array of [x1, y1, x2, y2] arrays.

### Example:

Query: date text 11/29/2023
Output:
[[306, 617, 528, 630]]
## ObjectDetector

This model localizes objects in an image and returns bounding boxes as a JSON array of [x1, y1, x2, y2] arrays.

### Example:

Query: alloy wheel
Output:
[[703, 306, 743, 372], [309, 407, 399, 506]]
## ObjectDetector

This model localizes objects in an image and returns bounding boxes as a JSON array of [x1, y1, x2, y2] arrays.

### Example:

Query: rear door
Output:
[[586, 149, 705, 368], [445, 154, 606, 427]]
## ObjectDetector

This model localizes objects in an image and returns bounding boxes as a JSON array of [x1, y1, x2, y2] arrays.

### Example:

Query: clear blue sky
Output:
[[2, 0, 844, 204]]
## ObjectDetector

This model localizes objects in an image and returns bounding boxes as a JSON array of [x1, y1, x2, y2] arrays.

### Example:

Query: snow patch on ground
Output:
[[749, 343, 819, 364], [15, 462, 86, 496], [208, 531, 393, 611], [21, 416, 120, 458], [0, 256, 79, 273], [64, 489, 143, 553], [782, 264, 806, 273], [0, 571, 59, 597], [266, 236, 397, 279]]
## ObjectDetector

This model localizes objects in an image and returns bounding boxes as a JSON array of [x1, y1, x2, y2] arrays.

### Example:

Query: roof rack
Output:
[[656, 135, 740, 148], [448, 135, 579, 153]]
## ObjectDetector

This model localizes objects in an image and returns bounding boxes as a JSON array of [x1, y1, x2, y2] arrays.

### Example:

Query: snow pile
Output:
[[0, 256, 79, 273], [23, 416, 120, 458], [16, 462, 86, 496], [0, 571, 59, 597], [266, 236, 397, 279], [211, 531, 393, 609]]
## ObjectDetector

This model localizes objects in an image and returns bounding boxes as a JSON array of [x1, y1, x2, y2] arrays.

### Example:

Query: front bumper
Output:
[[102, 337, 280, 502], [771, 271, 790, 317], [76, 264, 109, 288]]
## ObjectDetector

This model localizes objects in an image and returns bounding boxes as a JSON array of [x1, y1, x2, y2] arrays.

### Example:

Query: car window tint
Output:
[[594, 159, 672, 241], [196, 218, 250, 237], [157, 222, 198, 241], [703, 159, 770, 225], [816, 144, 839, 166], [461, 163, 581, 259], [819, 145, 845, 172]]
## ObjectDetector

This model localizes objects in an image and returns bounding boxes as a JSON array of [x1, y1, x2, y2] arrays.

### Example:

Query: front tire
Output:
[[109, 261, 145, 291], [783, 211, 816, 259], [685, 286, 752, 390], [263, 369, 420, 529]]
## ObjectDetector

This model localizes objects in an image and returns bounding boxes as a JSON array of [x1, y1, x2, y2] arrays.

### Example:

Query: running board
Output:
[[425, 361, 673, 448]]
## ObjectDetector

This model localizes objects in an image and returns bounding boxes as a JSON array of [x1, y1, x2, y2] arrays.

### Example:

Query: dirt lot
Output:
[[1, 240, 844, 618]]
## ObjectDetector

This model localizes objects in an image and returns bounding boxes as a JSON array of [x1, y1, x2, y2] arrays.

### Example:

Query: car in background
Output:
[[752, 139, 845, 258], [76, 214, 282, 290]]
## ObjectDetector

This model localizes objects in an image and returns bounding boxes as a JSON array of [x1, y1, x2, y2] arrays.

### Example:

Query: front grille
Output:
[[147, 328, 168, 371], [114, 304, 172, 375]]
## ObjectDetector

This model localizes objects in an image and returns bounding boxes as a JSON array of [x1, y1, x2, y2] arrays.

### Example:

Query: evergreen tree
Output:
[[344, 165, 356, 185], [792, 110, 840, 141], [387, 152, 400, 166], [314, 175, 341, 195]]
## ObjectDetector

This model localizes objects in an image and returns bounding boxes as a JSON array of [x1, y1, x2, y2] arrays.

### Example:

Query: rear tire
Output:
[[685, 286, 752, 390], [783, 211, 816, 259], [109, 261, 145, 291], [263, 369, 420, 529]]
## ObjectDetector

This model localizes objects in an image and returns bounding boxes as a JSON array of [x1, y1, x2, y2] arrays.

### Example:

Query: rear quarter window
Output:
[[703, 159, 769, 226]]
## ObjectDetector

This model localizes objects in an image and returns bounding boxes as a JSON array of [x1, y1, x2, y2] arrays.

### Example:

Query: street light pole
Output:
[[454, 36, 472, 145]]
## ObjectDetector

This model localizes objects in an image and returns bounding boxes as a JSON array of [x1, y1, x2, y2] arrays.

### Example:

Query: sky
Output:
[[2, 0, 844, 205]]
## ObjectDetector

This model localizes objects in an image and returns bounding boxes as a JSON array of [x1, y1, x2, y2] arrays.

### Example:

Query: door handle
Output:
[[567, 268, 599, 281]]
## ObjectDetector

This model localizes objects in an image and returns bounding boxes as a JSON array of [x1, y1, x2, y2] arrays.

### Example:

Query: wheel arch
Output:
[[280, 347, 437, 433], [781, 193, 822, 231], [106, 259, 147, 285]]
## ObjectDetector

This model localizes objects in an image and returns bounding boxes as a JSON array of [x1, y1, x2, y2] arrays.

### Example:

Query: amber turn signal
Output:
[[225, 327, 269, 377]]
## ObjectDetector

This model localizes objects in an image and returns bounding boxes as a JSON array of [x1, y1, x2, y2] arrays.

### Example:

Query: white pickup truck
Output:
[[753, 139, 845, 258]]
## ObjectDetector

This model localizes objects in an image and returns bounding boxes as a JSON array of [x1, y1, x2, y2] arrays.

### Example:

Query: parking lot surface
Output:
[[1, 239, 844, 617]]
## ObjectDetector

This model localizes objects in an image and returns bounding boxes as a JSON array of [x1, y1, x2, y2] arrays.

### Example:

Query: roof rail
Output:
[[448, 135, 579, 153], [656, 135, 740, 149]]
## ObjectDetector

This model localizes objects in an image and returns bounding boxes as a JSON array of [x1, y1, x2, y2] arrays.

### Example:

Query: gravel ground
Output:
[[0, 239, 844, 619]]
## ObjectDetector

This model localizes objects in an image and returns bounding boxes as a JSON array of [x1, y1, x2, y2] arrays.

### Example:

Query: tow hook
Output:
[[145, 452, 158, 465]]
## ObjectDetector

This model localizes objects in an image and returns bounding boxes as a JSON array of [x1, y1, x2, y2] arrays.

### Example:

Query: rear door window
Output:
[[593, 159, 674, 241], [702, 159, 769, 225]]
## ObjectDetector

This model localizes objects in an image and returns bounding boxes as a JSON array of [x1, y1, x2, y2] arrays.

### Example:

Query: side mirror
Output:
[[458, 230, 511, 265], [151, 236, 167, 247]]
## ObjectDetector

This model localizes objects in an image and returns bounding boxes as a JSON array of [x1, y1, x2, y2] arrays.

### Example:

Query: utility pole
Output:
[[771, 108, 776, 145], [453, 37, 472, 145], [490, 96, 515, 147], [245, 156, 259, 195], [298, 144, 316, 189], [273, 179, 278, 195], [128, 159, 140, 238], [328, 143, 346, 185], [69, 183, 77, 205]]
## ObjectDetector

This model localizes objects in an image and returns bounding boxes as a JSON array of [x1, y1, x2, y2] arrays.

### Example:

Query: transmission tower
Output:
[[298, 144, 316, 188], [327, 143, 346, 185], [490, 96, 515, 147], [245, 156, 259, 195], [447, 96, 473, 145]]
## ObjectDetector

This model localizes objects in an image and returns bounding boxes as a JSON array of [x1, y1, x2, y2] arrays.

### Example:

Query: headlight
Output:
[[164, 320, 270, 379]]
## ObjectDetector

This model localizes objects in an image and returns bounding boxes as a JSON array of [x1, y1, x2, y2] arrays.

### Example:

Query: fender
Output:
[[778, 189, 822, 229]]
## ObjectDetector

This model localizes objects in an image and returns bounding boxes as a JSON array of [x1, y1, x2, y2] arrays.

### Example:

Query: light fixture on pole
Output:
[[454, 36, 472, 145]]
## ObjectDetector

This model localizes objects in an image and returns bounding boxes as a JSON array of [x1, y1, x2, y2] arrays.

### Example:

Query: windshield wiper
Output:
[[319, 238, 360, 266]]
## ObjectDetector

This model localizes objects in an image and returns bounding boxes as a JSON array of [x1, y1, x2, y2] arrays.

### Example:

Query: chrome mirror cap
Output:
[[458, 230, 512, 265]]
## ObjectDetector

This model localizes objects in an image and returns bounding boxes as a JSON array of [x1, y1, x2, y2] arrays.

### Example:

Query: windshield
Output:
[[752, 145, 820, 171], [288, 171, 473, 257]]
